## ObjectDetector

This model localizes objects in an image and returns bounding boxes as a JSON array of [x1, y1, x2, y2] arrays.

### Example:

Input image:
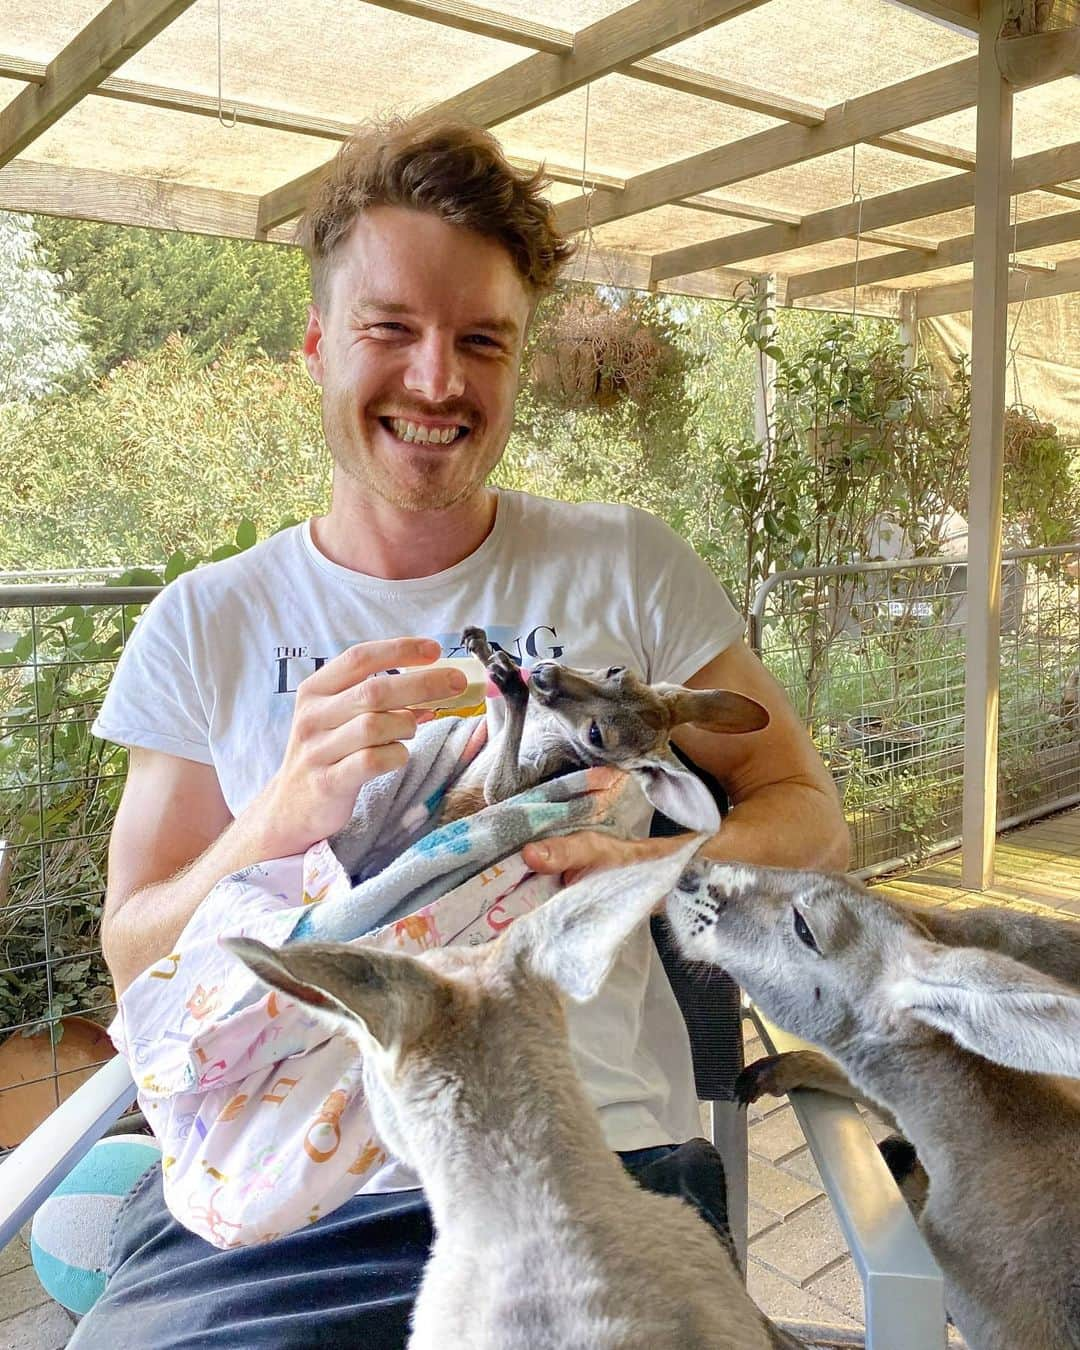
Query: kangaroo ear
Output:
[[507, 836, 706, 1002], [222, 937, 446, 1052], [892, 944, 1080, 1078], [657, 686, 770, 735]]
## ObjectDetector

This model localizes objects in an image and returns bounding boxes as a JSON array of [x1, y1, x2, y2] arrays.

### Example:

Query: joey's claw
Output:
[[735, 1055, 788, 1106], [462, 627, 494, 663]]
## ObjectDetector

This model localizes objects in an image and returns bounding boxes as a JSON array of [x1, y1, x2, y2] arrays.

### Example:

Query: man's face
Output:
[[304, 206, 534, 513]]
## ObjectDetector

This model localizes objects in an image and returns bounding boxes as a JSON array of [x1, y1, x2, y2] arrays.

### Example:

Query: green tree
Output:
[[34, 217, 311, 373], [0, 212, 91, 402]]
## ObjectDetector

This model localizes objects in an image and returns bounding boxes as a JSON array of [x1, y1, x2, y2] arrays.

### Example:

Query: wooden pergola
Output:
[[3, 0, 1078, 886]]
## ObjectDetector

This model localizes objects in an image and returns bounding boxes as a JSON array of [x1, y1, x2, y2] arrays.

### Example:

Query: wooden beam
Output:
[[787, 207, 1080, 299], [557, 55, 981, 234], [917, 254, 1080, 315], [0, 0, 197, 168], [358, 0, 572, 52], [257, 0, 769, 233], [0, 159, 297, 243], [651, 137, 1080, 280], [962, 0, 1011, 892], [622, 57, 824, 125], [889, 0, 980, 29]]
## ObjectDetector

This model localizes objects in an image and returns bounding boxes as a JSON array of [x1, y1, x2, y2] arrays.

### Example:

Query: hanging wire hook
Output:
[[578, 83, 599, 286], [1005, 190, 1030, 408], [217, 0, 238, 129], [849, 142, 864, 322]]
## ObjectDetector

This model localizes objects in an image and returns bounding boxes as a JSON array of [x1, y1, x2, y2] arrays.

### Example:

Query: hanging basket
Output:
[[528, 294, 676, 414], [996, 0, 1080, 86]]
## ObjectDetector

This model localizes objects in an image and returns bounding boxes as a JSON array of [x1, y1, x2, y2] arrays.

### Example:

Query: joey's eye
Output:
[[588, 720, 604, 748], [792, 908, 819, 952], [606, 666, 625, 678]]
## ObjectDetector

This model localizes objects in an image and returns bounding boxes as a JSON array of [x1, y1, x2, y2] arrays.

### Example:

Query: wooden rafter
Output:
[[0, 0, 197, 169], [652, 138, 1080, 282], [359, 0, 573, 53], [556, 56, 981, 234], [917, 254, 1080, 316], [256, 0, 770, 233], [891, 0, 980, 29], [788, 206, 1080, 299], [787, 207, 1080, 299]]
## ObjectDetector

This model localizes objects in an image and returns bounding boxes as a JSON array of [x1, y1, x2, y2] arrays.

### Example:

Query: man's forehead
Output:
[[328, 208, 532, 324]]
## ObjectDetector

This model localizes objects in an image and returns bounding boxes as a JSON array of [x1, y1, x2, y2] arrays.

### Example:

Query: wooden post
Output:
[[961, 0, 1012, 890], [750, 272, 776, 450]]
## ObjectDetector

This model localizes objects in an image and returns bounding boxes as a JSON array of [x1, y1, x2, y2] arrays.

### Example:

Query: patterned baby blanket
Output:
[[108, 704, 720, 1248]]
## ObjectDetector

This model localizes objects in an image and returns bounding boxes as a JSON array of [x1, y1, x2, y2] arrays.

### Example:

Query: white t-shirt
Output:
[[95, 489, 744, 1170]]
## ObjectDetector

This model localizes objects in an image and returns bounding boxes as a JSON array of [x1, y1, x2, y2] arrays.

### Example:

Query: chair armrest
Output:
[[750, 1013, 946, 1350], [0, 1055, 136, 1249]]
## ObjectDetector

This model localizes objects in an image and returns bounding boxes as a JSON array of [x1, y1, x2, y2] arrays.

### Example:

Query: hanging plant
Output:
[[996, 0, 1080, 86], [527, 292, 681, 414]]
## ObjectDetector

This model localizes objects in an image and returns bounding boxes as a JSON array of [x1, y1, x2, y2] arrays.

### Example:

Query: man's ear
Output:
[[303, 304, 325, 385], [658, 685, 770, 735], [222, 937, 445, 1051], [506, 836, 705, 1002], [891, 944, 1080, 1078]]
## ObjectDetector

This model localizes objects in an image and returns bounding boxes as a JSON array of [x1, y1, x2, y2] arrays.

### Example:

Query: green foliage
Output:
[[0, 521, 285, 1034], [0, 212, 91, 402], [0, 336, 328, 570], [34, 217, 311, 374]]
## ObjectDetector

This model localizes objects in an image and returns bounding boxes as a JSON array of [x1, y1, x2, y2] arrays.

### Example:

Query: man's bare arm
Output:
[[102, 637, 468, 996]]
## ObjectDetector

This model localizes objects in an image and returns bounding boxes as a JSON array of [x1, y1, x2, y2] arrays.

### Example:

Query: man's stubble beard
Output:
[[322, 399, 504, 514]]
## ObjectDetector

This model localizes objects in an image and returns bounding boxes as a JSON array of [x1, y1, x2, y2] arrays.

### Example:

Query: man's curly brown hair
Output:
[[298, 116, 576, 307]]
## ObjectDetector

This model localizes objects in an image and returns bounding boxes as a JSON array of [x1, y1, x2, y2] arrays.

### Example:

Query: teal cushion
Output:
[[30, 1133, 161, 1315]]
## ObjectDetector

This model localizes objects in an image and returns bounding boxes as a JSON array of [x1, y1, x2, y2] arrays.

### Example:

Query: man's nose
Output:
[[403, 333, 466, 403]]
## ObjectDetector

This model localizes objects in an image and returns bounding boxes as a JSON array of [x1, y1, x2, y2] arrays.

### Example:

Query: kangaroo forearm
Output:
[[103, 808, 280, 997]]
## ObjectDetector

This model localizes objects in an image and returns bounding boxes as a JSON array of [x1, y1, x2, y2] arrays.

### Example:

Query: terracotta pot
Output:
[[0, 1015, 117, 1148]]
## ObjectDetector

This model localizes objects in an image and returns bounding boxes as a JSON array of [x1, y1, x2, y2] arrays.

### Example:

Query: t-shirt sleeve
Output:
[[630, 508, 745, 686], [92, 577, 213, 765]]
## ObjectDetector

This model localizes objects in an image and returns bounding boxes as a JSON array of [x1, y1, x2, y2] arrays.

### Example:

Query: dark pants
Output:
[[69, 1138, 731, 1349]]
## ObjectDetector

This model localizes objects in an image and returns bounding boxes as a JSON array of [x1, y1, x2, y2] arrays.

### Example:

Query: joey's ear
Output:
[[505, 836, 706, 1002], [222, 937, 445, 1051], [892, 944, 1080, 1078], [658, 686, 770, 735]]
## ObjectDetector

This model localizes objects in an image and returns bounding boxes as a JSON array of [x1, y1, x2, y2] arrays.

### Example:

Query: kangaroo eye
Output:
[[792, 908, 819, 952], [606, 666, 625, 678], [588, 720, 604, 748]]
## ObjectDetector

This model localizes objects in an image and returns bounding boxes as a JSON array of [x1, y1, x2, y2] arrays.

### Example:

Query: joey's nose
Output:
[[530, 663, 559, 693]]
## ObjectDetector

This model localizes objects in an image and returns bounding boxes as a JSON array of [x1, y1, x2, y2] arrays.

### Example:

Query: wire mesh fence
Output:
[[2, 551, 1079, 1133], [749, 544, 1080, 875], [0, 585, 158, 1148]]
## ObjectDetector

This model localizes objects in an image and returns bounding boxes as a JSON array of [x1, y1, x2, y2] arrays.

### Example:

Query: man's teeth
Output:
[[388, 418, 463, 445]]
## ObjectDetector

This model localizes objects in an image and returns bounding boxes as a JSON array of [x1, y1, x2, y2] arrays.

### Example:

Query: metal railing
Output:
[[750, 544, 1080, 875], [0, 585, 159, 1146]]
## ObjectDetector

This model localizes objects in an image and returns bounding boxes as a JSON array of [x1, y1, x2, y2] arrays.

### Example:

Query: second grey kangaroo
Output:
[[667, 862, 1080, 1350]]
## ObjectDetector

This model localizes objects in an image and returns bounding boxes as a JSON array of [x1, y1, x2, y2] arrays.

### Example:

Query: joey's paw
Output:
[[461, 626, 492, 661], [735, 1055, 794, 1106], [488, 650, 527, 701]]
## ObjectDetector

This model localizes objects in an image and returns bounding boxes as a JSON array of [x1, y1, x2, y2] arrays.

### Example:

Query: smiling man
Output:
[[72, 117, 848, 1348]]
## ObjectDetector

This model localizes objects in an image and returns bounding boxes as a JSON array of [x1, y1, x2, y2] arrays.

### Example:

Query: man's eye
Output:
[[464, 334, 499, 348], [588, 720, 603, 748], [371, 322, 407, 334], [792, 908, 819, 952]]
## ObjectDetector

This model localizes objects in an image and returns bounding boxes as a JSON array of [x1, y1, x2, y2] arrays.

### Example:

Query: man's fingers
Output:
[[298, 638, 443, 697], [523, 831, 634, 877]]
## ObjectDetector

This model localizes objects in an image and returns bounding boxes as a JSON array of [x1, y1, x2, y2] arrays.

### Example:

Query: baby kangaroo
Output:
[[225, 848, 797, 1350], [438, 626, 769, 820], [667, 862, 1080, 1350]]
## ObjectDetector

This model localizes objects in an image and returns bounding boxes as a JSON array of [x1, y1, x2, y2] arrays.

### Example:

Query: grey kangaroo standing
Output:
[[224, 847, 800, 1350], [435, 625, 769, 820], [667, 861, 1080, 1350]]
